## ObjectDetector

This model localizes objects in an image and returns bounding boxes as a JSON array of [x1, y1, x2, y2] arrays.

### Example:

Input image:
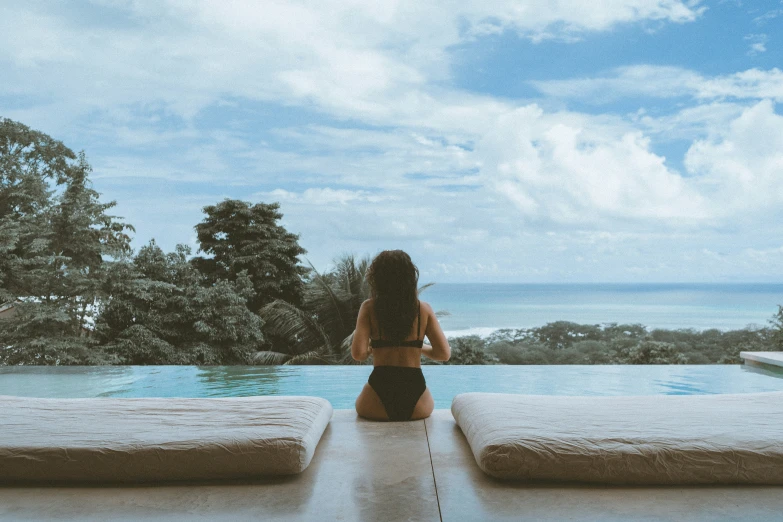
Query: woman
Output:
[[351, 250, 451, 421]]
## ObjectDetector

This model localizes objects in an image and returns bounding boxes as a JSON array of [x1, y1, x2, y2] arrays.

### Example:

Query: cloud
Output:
[[532, 66, 783, 102], [476, 105, 710, 225], [260, 188, 394, 205], [0, 0, 706, 125], [633, 101, 746, 141], [744, 34, 768, 55], [752, 7, 783, 25], [685, 99, 783, 214], [9, 0, 783, 283]]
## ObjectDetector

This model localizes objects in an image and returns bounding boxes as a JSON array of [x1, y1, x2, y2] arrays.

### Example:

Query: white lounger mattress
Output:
[[0, 395, 332, 483], [452, 392, 783, 484]]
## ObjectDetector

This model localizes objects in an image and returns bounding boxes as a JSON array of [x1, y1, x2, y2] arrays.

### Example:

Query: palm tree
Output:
[[254, 254, 369, 364], [254, 254, 445, 365]]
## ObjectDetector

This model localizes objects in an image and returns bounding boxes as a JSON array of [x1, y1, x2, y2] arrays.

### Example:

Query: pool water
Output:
[[2, 365, 783, 408]]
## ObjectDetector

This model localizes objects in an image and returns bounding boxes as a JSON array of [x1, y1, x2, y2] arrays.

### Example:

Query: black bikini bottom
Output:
[[368, 366, 427, 421]]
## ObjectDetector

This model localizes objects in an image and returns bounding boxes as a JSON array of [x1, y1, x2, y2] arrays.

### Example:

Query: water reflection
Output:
[[2, 365, 783, 408], [740, 362, 783, 380], [196, 366, 283, 397]]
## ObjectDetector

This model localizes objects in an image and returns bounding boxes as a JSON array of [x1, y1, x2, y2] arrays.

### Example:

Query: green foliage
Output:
[[486, 341, 551, 364], [191, 199, 308, 313], [0, 300, 116, 365], [0, 118, 73, 303], [445, 335, 498, 365], [527, 321, 604, 349], [258, 254, 372, 364], [770, 305, 783, 351], [0, 118, 133, 364], [611, 340, 688, 364], [103, 325, 180, 365], [482, 321, 779, 365], [96, 240, 264, 364]]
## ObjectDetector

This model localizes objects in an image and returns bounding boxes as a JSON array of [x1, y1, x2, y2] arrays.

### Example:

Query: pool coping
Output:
[[741, 351, 783, 369]]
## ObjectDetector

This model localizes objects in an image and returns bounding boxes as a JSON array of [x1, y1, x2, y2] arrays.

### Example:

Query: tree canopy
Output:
[[96, 240, 265, 364], [0, 118, 133, 362], [191, 199, 308, 313]]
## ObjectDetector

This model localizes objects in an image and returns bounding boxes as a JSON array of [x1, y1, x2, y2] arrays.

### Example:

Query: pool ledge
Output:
[[3, 409, 783, 521], [741, 351, 783, 369]]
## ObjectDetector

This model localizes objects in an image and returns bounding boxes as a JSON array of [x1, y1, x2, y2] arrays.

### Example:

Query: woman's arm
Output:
[[351, 300, 373, 362], [421, 302, 451, 362]]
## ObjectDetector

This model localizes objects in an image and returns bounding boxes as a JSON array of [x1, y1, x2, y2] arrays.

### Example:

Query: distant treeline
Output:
[[439, 320, 783, 366], [2, 117, 783, 366]]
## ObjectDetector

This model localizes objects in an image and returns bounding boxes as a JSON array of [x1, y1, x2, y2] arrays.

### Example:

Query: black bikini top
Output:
[[370, 300, 423, 349]]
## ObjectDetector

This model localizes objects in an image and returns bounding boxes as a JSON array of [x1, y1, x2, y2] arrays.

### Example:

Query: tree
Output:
[[0, 299, 116, 365], [530, 321, 604, 350], [96, 240, 265, 364], [446, 335, 497, 365], [770, 305, 783, 351], [1, 117, 71, 303], [612, 340, 689, 364], [256, 255, 372, 364], [0, 118, 133, 363], [48, 152, 134, 335], [191, 200, 307, 313]]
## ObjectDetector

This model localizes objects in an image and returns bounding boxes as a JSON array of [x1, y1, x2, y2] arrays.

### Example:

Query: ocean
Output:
[[422, 283, 783, 337]]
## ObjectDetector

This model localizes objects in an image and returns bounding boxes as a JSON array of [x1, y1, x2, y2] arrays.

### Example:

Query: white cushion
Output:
[[0, 395, 332, 483], [452, 392, 783, 484]]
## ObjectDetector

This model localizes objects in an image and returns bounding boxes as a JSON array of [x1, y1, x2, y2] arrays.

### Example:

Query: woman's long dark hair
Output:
[[366, 250, 419, 341]]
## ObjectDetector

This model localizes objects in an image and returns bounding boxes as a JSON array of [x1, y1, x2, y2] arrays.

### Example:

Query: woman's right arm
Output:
[[351, 300, 373, 362], [421, 302, 451, 362]]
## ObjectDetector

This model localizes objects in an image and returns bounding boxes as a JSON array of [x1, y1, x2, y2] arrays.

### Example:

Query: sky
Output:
[[2, 0, 783, 283]]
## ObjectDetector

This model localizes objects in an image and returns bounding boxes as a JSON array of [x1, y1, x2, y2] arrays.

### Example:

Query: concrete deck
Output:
[[741, 351, 783, 369], [2, 410, 783, 521]]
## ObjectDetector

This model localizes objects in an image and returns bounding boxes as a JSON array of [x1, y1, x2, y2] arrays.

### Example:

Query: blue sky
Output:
[[2, 0, 783, 282]]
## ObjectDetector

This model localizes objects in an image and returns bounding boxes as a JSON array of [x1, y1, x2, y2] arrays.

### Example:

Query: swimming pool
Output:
[[2, 365, 782, 408]]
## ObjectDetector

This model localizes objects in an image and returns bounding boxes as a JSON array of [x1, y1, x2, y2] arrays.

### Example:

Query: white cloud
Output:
[[699, 68, 783, 100], [261, 188, 394, 205], [10, 0, 783, 282], [633, 102, 746, 141], [476, 105, 709, 224], [685, 99, 783, 214], [752, 7, 783, 26], [0, 0, 705, 125], [744, 34, 768, 55], [533, 66, 783, 102]]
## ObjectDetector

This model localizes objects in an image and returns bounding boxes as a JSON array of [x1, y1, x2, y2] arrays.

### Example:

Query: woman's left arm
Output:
[[351, 300, 372, 361]]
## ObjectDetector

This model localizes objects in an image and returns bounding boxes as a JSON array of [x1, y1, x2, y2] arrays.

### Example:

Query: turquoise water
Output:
[[425, 283, 783, 335], [2, 365, 782, 409]]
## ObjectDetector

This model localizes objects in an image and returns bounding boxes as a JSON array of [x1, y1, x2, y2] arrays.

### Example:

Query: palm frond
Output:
[[284, 350, 330, 365], [252, 350, 291, 365], [339, 331, 354, 357], [417, 282, 435, 295], [306, 258, 348, 332], [259, 299, 332, 354], [337, 332, 369, 365]]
